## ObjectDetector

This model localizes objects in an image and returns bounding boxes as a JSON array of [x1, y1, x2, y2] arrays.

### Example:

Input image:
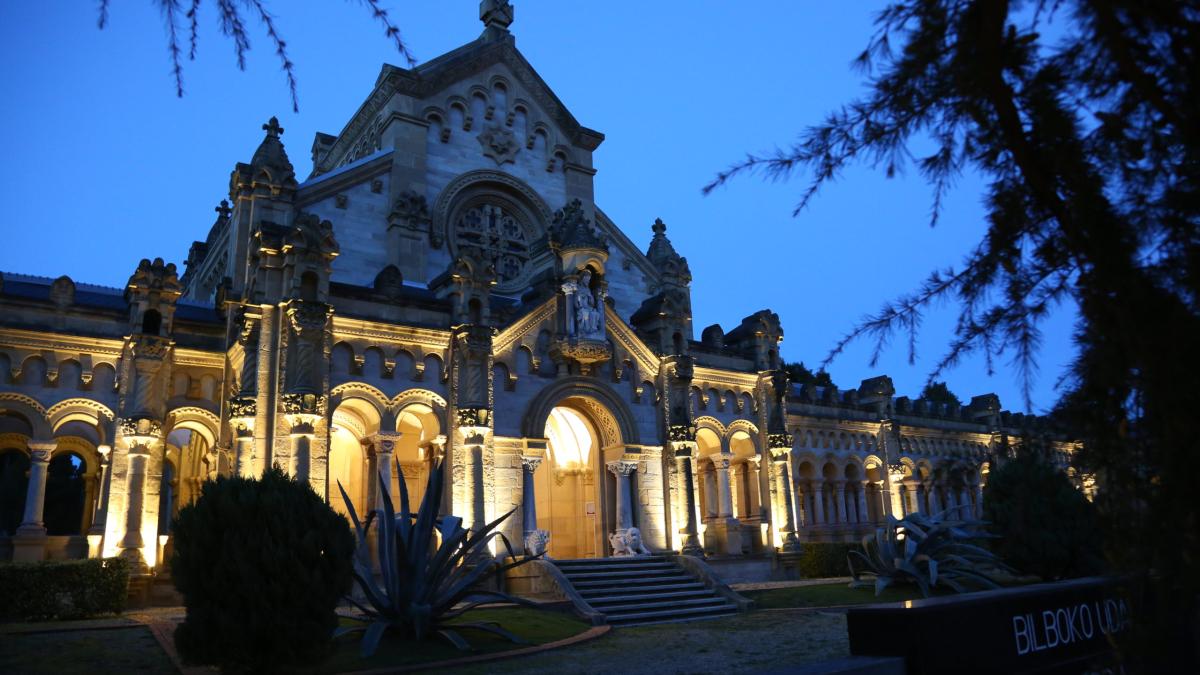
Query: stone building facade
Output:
[[0, 4, 1078, 572]]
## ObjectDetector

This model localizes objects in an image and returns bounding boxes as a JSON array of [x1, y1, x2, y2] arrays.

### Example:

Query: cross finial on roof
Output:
[[263, 116, 284, 138], [480, 0, 514, 31], [652, 218, 667, 235], [215, 200, 232, 220]]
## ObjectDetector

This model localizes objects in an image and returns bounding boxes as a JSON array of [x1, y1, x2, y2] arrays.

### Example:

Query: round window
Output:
[[452, 203, 533, 290]]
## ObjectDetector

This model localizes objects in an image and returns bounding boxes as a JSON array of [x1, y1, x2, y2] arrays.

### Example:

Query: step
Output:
[[570, 575, 692, 590], [560, 568, 684, 581], [604, 603, 738, 624], [583, 589, 715, 605], [589, 597, 731, 614], [553, 561, 676, 574], [554, 556, 667, 566], [577, 581, 706, 596], [614, 611, 741, 628]]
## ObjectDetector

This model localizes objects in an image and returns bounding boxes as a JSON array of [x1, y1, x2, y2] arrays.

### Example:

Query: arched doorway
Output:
[[534, 404, 602, 559]]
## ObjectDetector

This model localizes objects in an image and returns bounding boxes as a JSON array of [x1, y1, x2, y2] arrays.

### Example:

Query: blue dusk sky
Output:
[[0, 2, 1076, 412]]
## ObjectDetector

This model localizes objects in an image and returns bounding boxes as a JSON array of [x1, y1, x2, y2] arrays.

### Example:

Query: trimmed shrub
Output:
[[171, 467, 354, 671], [793, 543, 856, 578], [982, 453, 1104, 580], [0, 557, 130, 621]]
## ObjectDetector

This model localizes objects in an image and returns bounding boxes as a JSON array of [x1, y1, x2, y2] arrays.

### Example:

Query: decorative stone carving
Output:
[[549, 199, 607, 252], [478, 126, 519, 166], [119, 417, 162, 444], [280, 393, 326, 416], [609, 526, 651, 557], [373, 265, 404, 300], [455, 406, 490, 430], [228, 396, 256, 419], [390, 190, 431, 231], [524, 529, 550, 556]]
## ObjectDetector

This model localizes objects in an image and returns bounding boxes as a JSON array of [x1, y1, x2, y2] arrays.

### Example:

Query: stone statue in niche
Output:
[[574, 269, 605, 340]]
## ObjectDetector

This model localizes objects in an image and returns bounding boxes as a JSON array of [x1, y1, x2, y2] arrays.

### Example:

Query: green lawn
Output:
[[308, 606, 590, 673], [0, 626, 176, 675], [744, 582, 932, 609]]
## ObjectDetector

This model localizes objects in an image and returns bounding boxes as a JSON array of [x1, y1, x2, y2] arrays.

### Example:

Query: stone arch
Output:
[[520, 377, 640, 448], [388, 388, 448, 437], [46, 398, 115, 441], [693, 416, 726, 438], [166, 406, 221, 449], [0, 393, 51, 440]]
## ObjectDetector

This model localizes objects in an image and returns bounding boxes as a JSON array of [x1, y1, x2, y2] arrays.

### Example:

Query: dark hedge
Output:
[[0, 557, 130, 621], [171, 467, 354, 671]]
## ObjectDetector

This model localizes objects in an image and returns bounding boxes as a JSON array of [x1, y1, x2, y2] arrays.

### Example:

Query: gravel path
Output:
[[448, 610, 851, 675]]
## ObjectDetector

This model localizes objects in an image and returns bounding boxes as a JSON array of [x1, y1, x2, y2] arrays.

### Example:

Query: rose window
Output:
[[453, 204, 531, 286]]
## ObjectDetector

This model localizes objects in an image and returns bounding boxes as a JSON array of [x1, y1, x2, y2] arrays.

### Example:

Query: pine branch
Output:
[[241, 0, 299, 113]]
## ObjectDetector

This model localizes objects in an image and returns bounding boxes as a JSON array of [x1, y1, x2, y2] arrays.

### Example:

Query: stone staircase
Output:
[[552, 555, 739, 626]]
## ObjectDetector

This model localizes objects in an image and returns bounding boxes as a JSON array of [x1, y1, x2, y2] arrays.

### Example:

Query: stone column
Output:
[[747, 456, 762, 518], [914, 484, 926, 514], [835, 481, 849, 524], [520, 456, 549, 556], [896, 483, 908, 517], [857, 482, 870, 524], [812, 482, 826, 525], [973, 484, 984, 518], [119, 442, 151, 572], [374, 432, 400, 512], [607, 460, 637, 555], [929, 484, 943, 514], [12, 441, 55, 562], [674, 446, 703, 556], [959, 488, 971, 518], [89, 445, 112, 535], [712, 455, 734, 518], [770, 450, 800, 551], [702, 466, 717, 519]]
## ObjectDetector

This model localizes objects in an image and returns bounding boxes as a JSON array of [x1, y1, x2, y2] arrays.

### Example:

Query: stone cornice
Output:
[[0, 328, 123, 361], [691, 366, 759, 392], [330, 316, 450, 353]]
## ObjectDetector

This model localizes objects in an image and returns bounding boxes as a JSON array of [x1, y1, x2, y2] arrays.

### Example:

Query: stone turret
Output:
[[226, 118, 300, 298], [631, 219, 693, 354], [724, 310, 783, 371]]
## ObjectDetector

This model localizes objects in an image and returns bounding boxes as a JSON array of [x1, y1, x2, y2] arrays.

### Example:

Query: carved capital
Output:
[[767, 431, 794, 451], [520, 455, 543, 473], [455, 406, 490, 432], [374, 432, 402, 456], [228, 396, 257, 419], [770, 448, 791, 464], [710, 455, 731, 471], [280, 393, 326, 416], [27, 441, 55, 463], [606, 460, 637, 477], [668, 423, 697, 444], [119, 417, 163, 445]]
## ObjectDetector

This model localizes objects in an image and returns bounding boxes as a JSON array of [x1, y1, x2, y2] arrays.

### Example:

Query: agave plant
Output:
[[335, 458, 540, 656], [847, 504, 1014, 597]]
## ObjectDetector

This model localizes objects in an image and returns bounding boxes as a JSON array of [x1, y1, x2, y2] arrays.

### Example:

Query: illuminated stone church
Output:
[[0, 3, 1078, 579]]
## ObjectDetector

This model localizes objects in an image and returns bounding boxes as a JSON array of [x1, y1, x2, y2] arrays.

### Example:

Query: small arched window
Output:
[[142, 309, 162, 335]]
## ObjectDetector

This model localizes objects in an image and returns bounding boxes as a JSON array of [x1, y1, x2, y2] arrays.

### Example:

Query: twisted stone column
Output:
[[608, 460, 637, 532]]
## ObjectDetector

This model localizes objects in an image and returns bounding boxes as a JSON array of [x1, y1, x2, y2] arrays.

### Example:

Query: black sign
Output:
[[846, 577, 1130, 674]]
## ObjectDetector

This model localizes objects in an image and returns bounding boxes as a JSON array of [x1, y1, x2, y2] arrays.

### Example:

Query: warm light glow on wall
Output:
[[545, 407, 592, 469]]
